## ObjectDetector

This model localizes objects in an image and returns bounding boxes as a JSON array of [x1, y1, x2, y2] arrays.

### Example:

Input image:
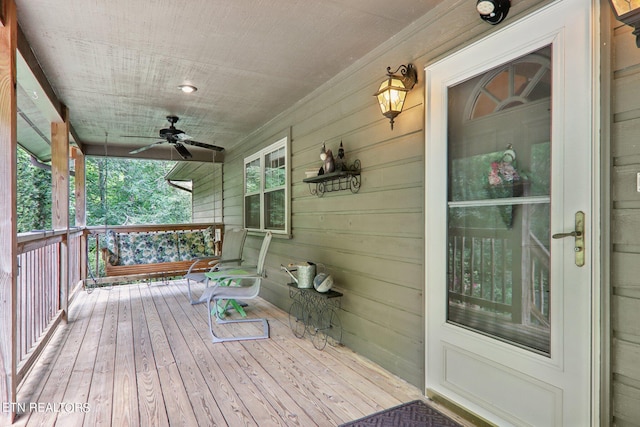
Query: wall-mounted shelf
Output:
[[303, 159, 361, 197]]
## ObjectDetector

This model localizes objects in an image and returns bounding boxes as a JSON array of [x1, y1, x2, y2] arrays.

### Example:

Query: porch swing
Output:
[[86, 134, 223, 288]]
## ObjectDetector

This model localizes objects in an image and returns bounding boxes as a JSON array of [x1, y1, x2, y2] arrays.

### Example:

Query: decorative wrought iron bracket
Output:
[[303, 160, 361, 197]]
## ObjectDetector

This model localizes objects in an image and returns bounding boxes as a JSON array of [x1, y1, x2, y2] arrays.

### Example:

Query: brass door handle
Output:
[[552, 211, 585, 267], [552, 231, 582, 239]]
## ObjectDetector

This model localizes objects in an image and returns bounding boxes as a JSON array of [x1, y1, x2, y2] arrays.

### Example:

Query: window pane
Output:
[[245, 159, 261, 194], [264, 189, 285, 230], [265, 147, 285, 190], [244, 137, 288, 232], [245, 194, 260, 229], [447, 46, 551, 355]]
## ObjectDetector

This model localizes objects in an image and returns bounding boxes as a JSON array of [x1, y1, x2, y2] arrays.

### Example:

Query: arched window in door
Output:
[[465, 52, 551, 121]]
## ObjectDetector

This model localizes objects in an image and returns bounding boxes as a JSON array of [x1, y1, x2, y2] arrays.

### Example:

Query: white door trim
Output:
[[423, 0, 601, 424]]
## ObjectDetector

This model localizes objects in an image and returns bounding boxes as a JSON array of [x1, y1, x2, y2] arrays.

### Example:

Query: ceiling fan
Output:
[[128, 115, 224, 159]]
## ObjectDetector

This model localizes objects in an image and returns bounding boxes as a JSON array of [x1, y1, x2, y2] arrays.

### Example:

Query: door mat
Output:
[[340, 400, 464, 427]]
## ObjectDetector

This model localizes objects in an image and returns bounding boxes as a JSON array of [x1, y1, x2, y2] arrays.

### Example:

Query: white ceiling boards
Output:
[[14, 0, 441, 161]]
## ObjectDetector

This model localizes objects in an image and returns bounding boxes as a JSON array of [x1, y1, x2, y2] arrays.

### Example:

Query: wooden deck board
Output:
[[112, 285, 139, 426], [246, 297, 411, 410], [153, 286, 265, 426], [130, 285, 169, 427], [13, 280, 439, 427], [170, 286, 366, 424], [83, 285, 119, 427], [156, 284, 315, 426], [138, 284, 199, 427], [55, 286, 106, 427], [150, 284, 228, 426]]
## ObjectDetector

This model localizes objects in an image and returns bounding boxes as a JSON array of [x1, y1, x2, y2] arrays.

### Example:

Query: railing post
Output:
[[52, 106, 70, 321], [74, 148, 87, 281], [0, 0, 18, 422]]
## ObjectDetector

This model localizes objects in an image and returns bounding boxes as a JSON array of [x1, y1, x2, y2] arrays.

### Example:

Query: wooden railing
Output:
[[523, 231, 551, 327], [69, 229, 85, 293], [448, 229, 515, 315], [15, 228, 86, 382], [448, 227, 550, 327]]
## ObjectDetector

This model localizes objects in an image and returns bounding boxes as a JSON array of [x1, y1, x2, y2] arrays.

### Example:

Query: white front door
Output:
[[425, 1, 597, 425]]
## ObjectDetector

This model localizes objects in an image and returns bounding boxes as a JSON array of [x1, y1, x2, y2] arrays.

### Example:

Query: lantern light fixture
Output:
[[609, 0, 640, 47], [476, 0, 510, 25], [374, 64, 417, 130]]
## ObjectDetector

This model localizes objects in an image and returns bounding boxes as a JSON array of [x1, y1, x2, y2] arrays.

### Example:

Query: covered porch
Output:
[[10, 278, 455, 426], [7, 0, 636, 423]]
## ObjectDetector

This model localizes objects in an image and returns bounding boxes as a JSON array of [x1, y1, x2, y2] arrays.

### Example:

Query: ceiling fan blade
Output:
[[129, 140, 165, 154], [173, 143, 193, 159], [183, 139, 225, 152]]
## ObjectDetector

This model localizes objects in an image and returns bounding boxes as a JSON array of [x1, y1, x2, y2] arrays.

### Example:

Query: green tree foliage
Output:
[[85, 157, 191, 226], [17, 148, 51, 232], [17, 147, 192, 232]]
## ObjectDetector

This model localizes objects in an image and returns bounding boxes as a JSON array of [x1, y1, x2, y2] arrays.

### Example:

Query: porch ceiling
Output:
[[14, 0, 442, 163]]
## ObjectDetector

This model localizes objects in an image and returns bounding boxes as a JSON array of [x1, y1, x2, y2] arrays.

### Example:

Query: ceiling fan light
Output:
[[178, 84, 197, 93]]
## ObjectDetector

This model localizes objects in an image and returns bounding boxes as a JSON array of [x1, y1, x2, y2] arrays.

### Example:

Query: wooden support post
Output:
[[73, 147, 86, 227], [73, 147, 87, 280], [0, 0, 18, 422], [52, 106, 70, 321]]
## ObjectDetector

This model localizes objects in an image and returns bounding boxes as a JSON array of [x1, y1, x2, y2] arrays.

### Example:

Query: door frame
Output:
[[423, 0, 602, 424]]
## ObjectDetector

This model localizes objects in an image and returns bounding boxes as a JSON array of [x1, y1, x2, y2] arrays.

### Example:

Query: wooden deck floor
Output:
[[10, 280, 465, 427]]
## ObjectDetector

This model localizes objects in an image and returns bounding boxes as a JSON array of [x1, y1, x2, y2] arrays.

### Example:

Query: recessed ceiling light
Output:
[[178, 84, 197, 93]]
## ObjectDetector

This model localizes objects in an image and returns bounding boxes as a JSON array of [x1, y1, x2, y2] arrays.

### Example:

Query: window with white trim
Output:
[[244, 136, 289, 233]]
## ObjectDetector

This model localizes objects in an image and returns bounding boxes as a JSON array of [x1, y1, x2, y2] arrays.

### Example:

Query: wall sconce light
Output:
[[374, 64, 417, 130], [609, 0, 640, 47], [476, 0, 510, 25]]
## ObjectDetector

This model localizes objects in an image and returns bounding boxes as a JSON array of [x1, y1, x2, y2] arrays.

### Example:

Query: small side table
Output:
[[287, 283, 343, 350]]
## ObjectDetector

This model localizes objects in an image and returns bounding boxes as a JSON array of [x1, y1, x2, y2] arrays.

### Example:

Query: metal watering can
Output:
[[280, 262, 316, 289]]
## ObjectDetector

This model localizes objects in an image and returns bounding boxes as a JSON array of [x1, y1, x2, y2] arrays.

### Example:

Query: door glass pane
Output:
[[447, 46, 551, 355]]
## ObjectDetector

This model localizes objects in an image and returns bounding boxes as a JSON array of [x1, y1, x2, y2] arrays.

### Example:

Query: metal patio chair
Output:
[[183, 228, 247, 304], [201, 231, 272, 343]]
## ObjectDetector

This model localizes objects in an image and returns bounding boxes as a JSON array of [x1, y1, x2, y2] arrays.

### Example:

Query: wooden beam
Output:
[[73, 147, 87, 280], [70, 124, 84, 153], [16, 25, 62, 119], [83, 143, 225, 163], [51, 106, 70, 320], [0, 0, 18, 423], [51, 106, 69, 229], [73, 147, 86, 227]]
